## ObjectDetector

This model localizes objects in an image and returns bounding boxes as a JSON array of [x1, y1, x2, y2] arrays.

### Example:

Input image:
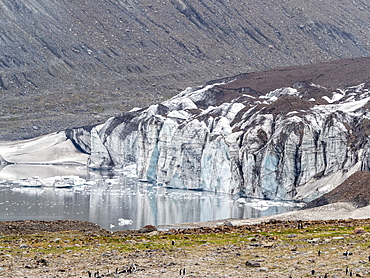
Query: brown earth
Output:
[[204, 57, 370, 109], [1, 219, 370, 277], [0, 220, 108, 236], [219, 57, 370, 94]]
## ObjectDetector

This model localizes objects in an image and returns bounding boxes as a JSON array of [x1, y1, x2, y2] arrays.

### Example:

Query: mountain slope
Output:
[[1, 0, 370, 140]]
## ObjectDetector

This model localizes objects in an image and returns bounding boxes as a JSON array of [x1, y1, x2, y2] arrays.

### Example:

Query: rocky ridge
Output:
[[1, 0, 370, 140]]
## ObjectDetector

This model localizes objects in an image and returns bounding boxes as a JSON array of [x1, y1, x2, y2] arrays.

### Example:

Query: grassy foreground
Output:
[[1, 219, 370, 277]]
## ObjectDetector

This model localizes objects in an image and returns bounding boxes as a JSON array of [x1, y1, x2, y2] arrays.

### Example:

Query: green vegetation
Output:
[[0, 224, 368, 259]]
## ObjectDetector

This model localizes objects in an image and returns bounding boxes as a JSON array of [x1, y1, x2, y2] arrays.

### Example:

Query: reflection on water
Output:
[[0, 164, 303, 231]]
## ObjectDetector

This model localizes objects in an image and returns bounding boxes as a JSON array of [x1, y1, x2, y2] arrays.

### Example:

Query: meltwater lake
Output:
[[0, 164, 304, 231]]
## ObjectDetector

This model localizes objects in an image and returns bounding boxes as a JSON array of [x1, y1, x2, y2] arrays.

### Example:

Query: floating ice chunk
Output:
[[50, 176, 86, 188], [118, 218, 134, 226], [19, 177, 43, 187], [236, 197, 247, 204]]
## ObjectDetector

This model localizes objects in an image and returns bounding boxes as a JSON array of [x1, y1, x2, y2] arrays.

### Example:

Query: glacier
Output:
[[59, 78, 370, 202], [2, 71, 370, 202]]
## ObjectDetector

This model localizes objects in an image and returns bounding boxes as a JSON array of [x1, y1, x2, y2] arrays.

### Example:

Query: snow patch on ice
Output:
[[314, 96, 370, 114], [164, 82, 228, 109], [0, 132, 88, 165], [260, 87, 299, 103], [167, 110, 190, 120], [322, 92, 344, 103]]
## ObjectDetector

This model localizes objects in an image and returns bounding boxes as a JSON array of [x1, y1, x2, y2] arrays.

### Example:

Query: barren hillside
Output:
[[1, 0, 370, 140]]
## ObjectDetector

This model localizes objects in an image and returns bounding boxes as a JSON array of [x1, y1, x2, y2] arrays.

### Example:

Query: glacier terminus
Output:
[[2, 58, 370, 203]]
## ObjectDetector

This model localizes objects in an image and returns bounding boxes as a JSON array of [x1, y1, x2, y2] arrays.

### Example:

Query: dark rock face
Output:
[[1, 0, 370, 140]]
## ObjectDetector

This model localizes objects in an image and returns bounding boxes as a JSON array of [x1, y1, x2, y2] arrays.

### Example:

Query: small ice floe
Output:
[[249, 201, 272, 211], [236, 198, 305, 211], [44, 176, 86, 188], [19, 177, 43, 187], [118, 218, 133, 226], [236, 197, 247, 204]]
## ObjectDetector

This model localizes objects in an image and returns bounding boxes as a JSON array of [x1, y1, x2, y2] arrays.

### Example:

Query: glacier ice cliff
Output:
[[64, 73, 370, 202]]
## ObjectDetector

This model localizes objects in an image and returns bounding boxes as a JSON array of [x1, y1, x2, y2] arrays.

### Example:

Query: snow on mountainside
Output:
[[59, 57, 370, 201]]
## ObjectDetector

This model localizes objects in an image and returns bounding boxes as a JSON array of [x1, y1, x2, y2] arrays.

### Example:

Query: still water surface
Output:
[[0, 165, 303, 231]]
